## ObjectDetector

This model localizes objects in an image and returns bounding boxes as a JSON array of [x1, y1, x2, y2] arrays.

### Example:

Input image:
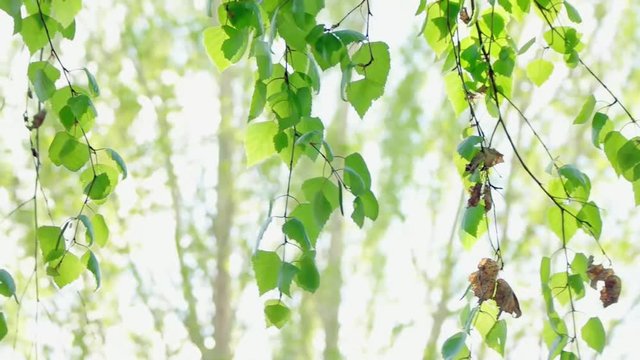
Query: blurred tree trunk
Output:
[[209, 71, 236, 360], [318, 103, 348, 360]]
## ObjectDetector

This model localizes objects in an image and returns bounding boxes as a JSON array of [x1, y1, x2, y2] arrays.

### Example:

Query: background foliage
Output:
[[1, 0, 640, 359]]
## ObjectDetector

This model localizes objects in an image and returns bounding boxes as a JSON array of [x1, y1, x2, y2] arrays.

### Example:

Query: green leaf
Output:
[[0, 312, 7, 342], [245, 120, 278, 166], [249, 81, 267, 121], [80, 164, 119, 201], [27, 61, 60, 102], [346, 42, 390, 117], [344, 152, 371, 190], [0, 269, 16, 298], [0, 0, 22, 33], [275, 10, 309, 51], [574, 95, 596, 124], [289, 203, 320, 243], [91, 214, 109, 247], [540, 256, 551, 284], [226, 0, 263, 33], [558, 164, 591, 200], [474, 300, 499, 338], [359, 190, 379, 221], [441, 332, 467, 360], [295, 251, 320, 293], [568, 274, 585, 301], [252, 41, 273, 81], [591, 112, 613, 148], [549, 272, 571, 305], [52, 253, 85, 288], [633, 180, 640, 206], [203, 26, 232, 72], [252, 250, 281, 295], [571, 253, 589, 281], [78, 214, 94, 245], [106, 148, 127, 179], [457, 136, 483, 160], [333, 30, 366, 45], [312, 191, 332, 228], [617, 138, 640, 181], [543, 27, 583, 55], [351, 196, 365, 228], [37, 225, 65, 262], [20, 14, 60, 54], [312, 32, 345, 70], [61, 20, 75, 39], [486, 320, 507, 356], [526, 59, 554, 86], [301, 177, 339, 211], [277, 262, 298, 297], [560, 351, 579, 360], [460, 205, 486, 249], [50, 0, 82, 28], [81, 250, 101, 290], [83, 68, 100, 97], [346, 79, 384, 118], [603, 131, 628, 176], [264, 299, 291, 328], [581, 317, 605, 353], [444, 71, 467, 116], [564, 1, 582, 23], [547, 206, 578, 242], [282, 218, 311, 250], [518, 37, 536, 55], [577, 202, 601, 239]]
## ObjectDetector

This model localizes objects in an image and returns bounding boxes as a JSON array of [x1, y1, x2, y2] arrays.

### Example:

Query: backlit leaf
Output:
[[581, 317, 605, 353], [252, 250, 281, 295]]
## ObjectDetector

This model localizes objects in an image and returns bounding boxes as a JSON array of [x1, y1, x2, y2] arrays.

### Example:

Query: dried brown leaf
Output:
[[494, 279, 522, 318], [483, 184, 492, 212], [460, 7, 471, 24], [600, 275, 621, 308], [468, 183, 482, 207]]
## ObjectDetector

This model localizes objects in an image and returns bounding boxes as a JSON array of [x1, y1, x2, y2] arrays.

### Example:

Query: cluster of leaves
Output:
[[203, 0, 388, 327], [1, 0, 125, 341], [416, 0, 634, 357]]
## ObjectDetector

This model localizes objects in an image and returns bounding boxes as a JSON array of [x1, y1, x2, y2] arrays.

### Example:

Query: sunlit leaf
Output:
[[581, 317, 605, 353], [295, 251, 320, 293], [574, 95, 595, 125], [81, 250, 101, 290], [252, 250, 281, 295], [0, 270, 16, 298], [441, 332, 467, 360], [245, 120, 278, 166], [526, 59, 554, 86], [264, 299, 290, 328], [52, 253, 85, 288]]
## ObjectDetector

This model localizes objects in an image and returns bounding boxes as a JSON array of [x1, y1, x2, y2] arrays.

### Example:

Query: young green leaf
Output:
[[277, 262, 298, 297], [526, 59, 554, 86], [295, 251, 320, 293], [603, 131, 628, 175], [245, 120, 278, 166], [264, 299, 291, 328], [0, 312, 7, 342], [441, 332, 467, 360], [581, 317, 605, 353], [351, 196, 365, 228], [106, 148, 128, 179], [282, 218, 311, 250], [82, 251, 101, 290], [37, 226, 65, 263], [52, 253, 85, 288], [91, 214, 109, 247], [20, 14, 60, 54], [518, 37, 536, 55], [78, 214, 94, 245], [28, 61, 61, 102], [203, 26, 232, 72], [460, 205, 486, 249], [0, 270, 16, 298], [48, 132, 90, 171], [252, 250, 281, 295], [486, 320, 507, 356], [344, 152, 371, 190], [83, 68, 100, 97], [577, 202, 602, 239], [564, 1, 582, 23], [574, 95, 596, 124]]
